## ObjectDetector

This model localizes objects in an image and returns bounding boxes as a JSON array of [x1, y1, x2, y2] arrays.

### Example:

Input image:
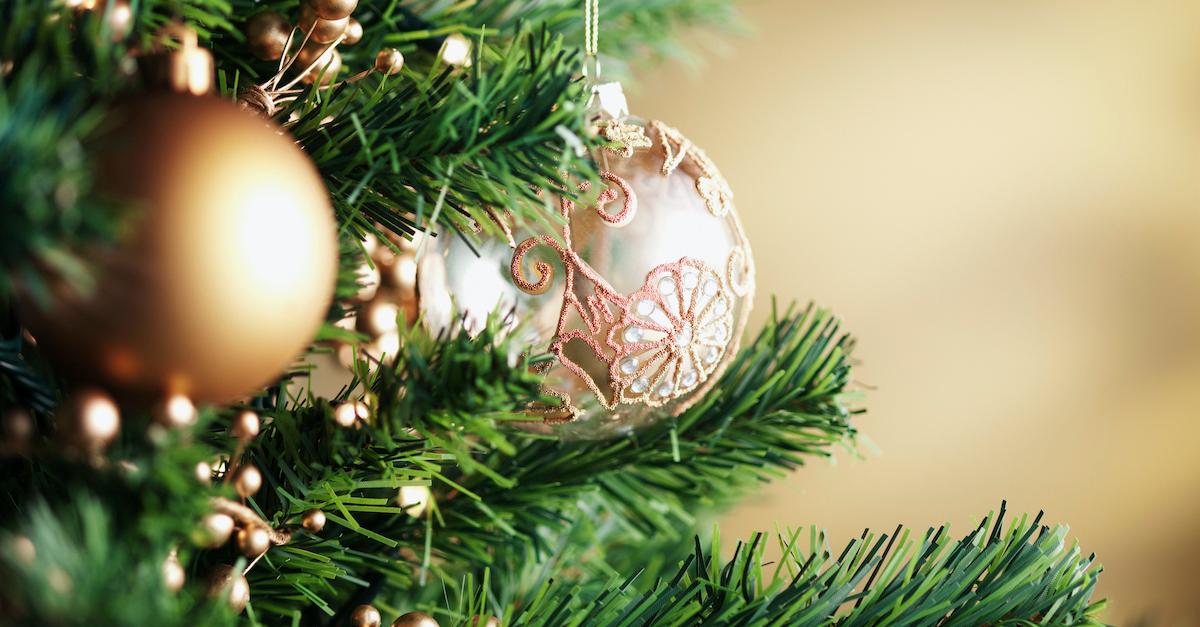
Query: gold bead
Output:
[[65, 388, 120, 451], [471, 617, 501, 627], [154, 393, 196, 428], [301, 508, 326, 533], [231, 410, 260, 440], [351, 604, 382, 627], [355, 263, 381, 301], [333, 402, 358, 427], [194, 460, 213, 484], [391, 611, 440, 627], [246, 11, 291, 61], [298, 3, 348, 45], [439, 33, 471, 66], [309, 0, 358, 21], [10, 535, 36, 564], [163, 549, 186, 592], [374, 48, 404, 75], [207, 564, 250, 614], [236, 524, 272, 557], [397, 485, 431, 518], [197, 512, 235, 548], [99, 0, 134, 41], [233, 464, 263, 498], [363, 300, 400, 335], [1, 409, 34, 451], [387, 255, 418, 291], [295, 43, 343, 85], [343, 18, 363, 46]]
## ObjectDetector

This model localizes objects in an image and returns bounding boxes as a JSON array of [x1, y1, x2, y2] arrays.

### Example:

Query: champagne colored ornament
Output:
[[236, 525, 272, 557], [295, 43, 343, 85], [374, 49, 404, 75], [419, 104, 754, 439], [298, 3, 348, 45], [18, 93, 338, 405], [231, 410, 260, 440], [153, 393, 196, 428], [392, 611, 440, 627], [301, 508, 326, 532], [233, 464, 263, 498], [397, 485, 430, 517], [472, 617, 501, 627], [207, 564, 250, 613], [343, 18, 363, 46], [310, 0, 358, 21], [197, 512, 235, 548], [245, 11, 291, 61], [352, 604, 383, 627], [61, 389, 121, 451], [163, 549, 186, 592]]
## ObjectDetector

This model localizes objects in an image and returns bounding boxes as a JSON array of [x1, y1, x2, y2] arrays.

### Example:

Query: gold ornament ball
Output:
[[231, 410, 261, 440], [301, 508, 326, 533], [207, 564, 251, 613], [233, 464, 263, 498], [236, 524, 272, 557], [310, 0, 358, 21], [10, 535, 36, 564], [343, 18, 364, 46], [245, 11, 291, 61], [419, 116, 754, 439], [18, 93, 337, 405], [472, 617, 501, 627], [197, 512, 236, 548], [163, 550, 186, 592], [362, 300, 400, 335], [351, 604, 382, 627], [62, 388, 121, 450], [298, 3, 348, 45], [153, 393, 196, 428], [374, 49, 404, 75], [391, 611, 440, 627], [296, 43, 343, 85]]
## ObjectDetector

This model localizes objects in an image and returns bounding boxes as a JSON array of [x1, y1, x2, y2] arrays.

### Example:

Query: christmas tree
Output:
[[0, 1, 1106, 625]]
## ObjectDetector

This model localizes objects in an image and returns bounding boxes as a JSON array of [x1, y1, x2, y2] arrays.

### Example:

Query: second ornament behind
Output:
[[419, 108, 755, 439]]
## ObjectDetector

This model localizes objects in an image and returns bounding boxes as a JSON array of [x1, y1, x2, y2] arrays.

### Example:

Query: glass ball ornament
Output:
[[419, 115, 755, 439]]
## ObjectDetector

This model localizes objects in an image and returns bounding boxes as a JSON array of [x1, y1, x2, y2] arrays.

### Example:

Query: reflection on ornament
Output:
[[352, 604, 383, 627], [207, 564, 250, 613], [420, 117, 754, 439], [301, 508, 326, 532]]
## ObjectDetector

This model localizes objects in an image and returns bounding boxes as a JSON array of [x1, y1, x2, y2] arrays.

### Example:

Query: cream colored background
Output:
[[631, 1, 1200, 624]]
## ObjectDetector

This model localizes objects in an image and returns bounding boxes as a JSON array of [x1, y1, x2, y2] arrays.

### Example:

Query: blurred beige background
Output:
[[631, 1, 1200, 624]]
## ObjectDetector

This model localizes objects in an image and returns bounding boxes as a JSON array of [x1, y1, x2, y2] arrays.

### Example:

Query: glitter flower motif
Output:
[[610, 258, 735, 406]]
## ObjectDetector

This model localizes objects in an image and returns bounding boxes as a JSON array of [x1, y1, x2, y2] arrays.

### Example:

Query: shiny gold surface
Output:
[[633, 1, 1200, 623], [21, 94, 337, 405], [245, 11, 290, 62], [298, 3, 347, 45]]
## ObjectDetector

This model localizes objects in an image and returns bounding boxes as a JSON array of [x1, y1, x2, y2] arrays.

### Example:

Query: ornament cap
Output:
[[588, 81, 629, 122]]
